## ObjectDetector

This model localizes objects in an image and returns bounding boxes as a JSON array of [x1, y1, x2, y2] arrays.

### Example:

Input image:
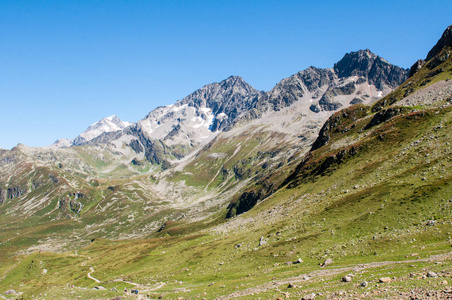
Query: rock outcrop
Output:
[[409, 25, 452, 77], [426, 25, 452, 61]]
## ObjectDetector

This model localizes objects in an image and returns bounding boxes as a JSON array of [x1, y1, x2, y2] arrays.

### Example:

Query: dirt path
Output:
[[87, 267, 101, 283], [113, 279, 166, 292], [145, 282, 166, 291], [217, 251, 452, 299]]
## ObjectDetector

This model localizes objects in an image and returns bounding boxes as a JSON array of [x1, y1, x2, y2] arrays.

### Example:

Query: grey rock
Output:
[[259, 236, 267, 246], [287, 282, 296, 288], [129, 139, 144, 153], [341, 276, 352, 282], [318, 92, 343, 111], [321, 258, 333, 267], [302, 293, 316, 300], [361, 281, 368, 287], [379, 277, 392, 283], [94, 286, 106, 290], [6, 186, 27, 200], [427, 220, 436, 226], [427, 271, 438, 278], [350, 97, 364, 105], [0, 188, 5, 204], [293, 258, 303, 264], [4, 290, 17, 295]]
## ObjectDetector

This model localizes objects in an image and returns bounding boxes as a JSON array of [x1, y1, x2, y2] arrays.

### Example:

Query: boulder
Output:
[[426, 220, 436, 226], [4, 289, 17, 295], [321, 258, 333, 267], [302, 293, 316, 300], [293, 258, 303, 264], [427, 271, 438, 278], [379, 277, 392, 283], [341, 276, 352, 282]]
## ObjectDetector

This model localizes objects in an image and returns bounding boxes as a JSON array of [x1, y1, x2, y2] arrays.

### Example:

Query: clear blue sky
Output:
[[0, 0, 451, 149]]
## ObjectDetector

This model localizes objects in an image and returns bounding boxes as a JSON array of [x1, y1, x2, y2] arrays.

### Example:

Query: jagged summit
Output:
[[334, 49, 408, 89], [426, 24, 452, 61]]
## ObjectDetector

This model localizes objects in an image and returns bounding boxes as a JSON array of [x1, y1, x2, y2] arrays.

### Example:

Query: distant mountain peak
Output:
[[73, 115, 133, 145], [224, 75, 244, 82]]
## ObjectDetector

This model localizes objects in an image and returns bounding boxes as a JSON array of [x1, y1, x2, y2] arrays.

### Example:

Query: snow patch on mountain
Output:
[[79, 115, 132, 142]]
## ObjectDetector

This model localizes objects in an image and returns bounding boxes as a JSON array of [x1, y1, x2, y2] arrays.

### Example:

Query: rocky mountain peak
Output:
[[104, 115, 122, 125], [174, 76, 259, 131], [334, 49, 408, 89], [334, 49, 380, 78], [426, 24, 452, 61], [221, 75, 248, 87]]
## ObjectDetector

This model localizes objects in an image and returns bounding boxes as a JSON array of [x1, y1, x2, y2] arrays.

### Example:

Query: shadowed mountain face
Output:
[[334, 49, 408, 89], [178, 75, 260, 132]]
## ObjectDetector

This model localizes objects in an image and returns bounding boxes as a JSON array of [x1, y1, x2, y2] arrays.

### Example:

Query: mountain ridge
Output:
[[72, 49, 407, 171]]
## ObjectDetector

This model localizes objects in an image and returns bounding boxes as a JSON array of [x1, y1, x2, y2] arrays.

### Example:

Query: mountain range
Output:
[[49, 49, 408, 169], [0, 24, 451, 300]]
